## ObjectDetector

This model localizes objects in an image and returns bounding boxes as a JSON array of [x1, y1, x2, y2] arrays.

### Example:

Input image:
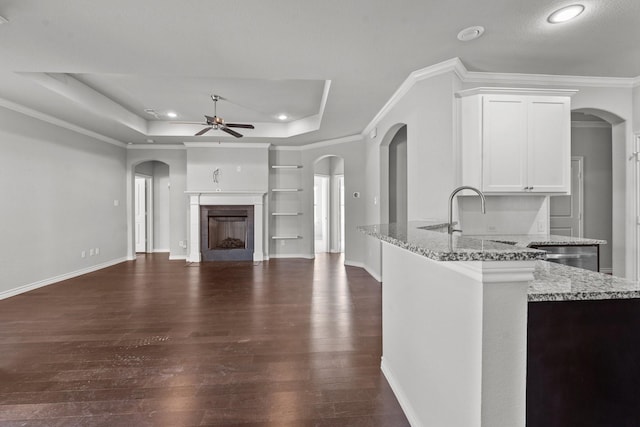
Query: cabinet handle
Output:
[[530, 186, 534, 190], [524, 186, 530, 190]]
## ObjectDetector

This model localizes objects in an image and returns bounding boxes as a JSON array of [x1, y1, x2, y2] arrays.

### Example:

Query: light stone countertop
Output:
[[465, 234, 606, 247], [359, 221, 637, 302], [358, 221, 546, 262], [530, 261, 640, 301]]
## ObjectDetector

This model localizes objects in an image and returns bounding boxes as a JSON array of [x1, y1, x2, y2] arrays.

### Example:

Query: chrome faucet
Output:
[[447, 186, 486, 234]]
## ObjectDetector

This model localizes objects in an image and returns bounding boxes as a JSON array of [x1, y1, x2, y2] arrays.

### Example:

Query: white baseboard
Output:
[[344, 260, 382, 282], [381, 358, 421, 427], [269, 253, 315, 259], [169, 254, 187, 260], [0, 257, 128, 301], [153, 249, 170, 253]]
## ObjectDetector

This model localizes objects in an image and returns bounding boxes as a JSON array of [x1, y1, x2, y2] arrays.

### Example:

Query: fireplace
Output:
[[200, 205, 254, 261], [187, 191, 266, 263]]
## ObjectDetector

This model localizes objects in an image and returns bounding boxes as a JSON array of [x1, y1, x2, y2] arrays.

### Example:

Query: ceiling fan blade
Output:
[[225, 123, 255, 129], [172, 121, 207, 125], [195, 127, 212, 136], [221, 126, 243, 138]]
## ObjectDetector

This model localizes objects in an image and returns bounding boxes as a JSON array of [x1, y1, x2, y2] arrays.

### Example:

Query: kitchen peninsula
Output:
[[360, 221, 640, 427]]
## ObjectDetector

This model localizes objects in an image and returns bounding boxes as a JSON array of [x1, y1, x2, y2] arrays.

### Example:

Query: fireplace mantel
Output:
[[186, 191, 267, 262]]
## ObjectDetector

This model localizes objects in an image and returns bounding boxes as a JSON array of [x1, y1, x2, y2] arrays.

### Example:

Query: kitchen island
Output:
[[360, 221, 640, 427]]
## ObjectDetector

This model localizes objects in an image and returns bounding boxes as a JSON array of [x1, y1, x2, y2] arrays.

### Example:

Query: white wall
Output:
[[363, 71, 462, 279], [0, 106, 128, 298], [186, 144, 269, 192], [126, 147, 187, 260]]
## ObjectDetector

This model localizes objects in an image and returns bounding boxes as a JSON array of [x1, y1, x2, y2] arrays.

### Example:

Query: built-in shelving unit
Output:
[[269, 160, 304, 253]]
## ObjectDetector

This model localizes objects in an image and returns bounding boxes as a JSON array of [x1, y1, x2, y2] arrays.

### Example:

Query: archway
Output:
[[313, 155, 345, 254], [569, 108, 626, 276], [132, 160, 171, 256], [379, 124, 408, 224]]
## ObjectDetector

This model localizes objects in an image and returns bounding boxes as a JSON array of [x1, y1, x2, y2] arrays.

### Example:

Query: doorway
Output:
[[134, 175, 151, 253], [133, 161, 171, 255], [313, 156, 345, 254], [388, 125, 408, 224], [569, 112, 614, 274]]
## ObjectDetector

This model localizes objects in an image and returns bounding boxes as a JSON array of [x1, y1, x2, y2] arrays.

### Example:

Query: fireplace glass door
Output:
[[208, 213, 248, 250]]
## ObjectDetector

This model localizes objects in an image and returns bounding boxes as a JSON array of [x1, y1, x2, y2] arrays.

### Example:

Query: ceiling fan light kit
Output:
[[193, 95, 255, 138]]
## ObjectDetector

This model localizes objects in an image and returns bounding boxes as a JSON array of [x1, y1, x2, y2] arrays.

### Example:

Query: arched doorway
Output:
[[379, 124, 408, 224], [133, 160, 170, 255], [564, 108, 625, 276], [313, 155, 345, 254]]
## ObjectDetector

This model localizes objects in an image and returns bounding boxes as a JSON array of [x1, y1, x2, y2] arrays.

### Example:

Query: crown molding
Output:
[[126, 144, 186, 150], [456, 87, 579, 98], [0, 97, 127, 147], [183, 142, 272, 149], [461, 69, 637, 89], [272, 134, 363, 151], [362, 57, 640, 137]]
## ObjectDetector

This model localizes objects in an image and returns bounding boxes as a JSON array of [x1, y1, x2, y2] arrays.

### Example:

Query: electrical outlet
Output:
[[95, 247, 100, 255], [89, 248, 94, 256], [81, 251, 86, 258], [113, 199, 119, 206]]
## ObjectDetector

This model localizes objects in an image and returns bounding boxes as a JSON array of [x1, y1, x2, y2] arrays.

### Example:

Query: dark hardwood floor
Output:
[[0, 254, 409, 426]]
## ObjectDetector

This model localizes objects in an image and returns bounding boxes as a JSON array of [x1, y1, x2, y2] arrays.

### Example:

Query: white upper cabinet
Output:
[[457, 88, 575, 194]]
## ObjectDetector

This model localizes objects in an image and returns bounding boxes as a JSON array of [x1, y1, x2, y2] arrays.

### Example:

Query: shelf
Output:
[[271, 165, 302, 169], [272, 212, 302, 216], [271, 235, 302, 240], [271, 188, 302, 192]]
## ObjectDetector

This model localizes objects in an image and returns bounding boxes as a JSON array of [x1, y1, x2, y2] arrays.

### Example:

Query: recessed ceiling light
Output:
[[457, 26, 485, 42], [277, 114, 288, 120], [146, 139, 155, 143], [548, 4, 585, 23], [167, 112, 177, 118]]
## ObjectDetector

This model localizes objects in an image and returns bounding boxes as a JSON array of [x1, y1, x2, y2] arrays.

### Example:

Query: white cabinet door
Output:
[[482, 95, 528, 192], [527, 97, 571, 193]]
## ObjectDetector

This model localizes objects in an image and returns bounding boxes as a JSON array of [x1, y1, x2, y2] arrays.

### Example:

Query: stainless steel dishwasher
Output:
[[530, 244, 600, 272]]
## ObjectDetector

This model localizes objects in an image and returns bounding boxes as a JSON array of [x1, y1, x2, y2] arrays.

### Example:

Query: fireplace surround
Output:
[[187, 191, 266, 262]]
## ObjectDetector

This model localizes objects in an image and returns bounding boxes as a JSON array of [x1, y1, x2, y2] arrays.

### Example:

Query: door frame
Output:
[[635, 134, 640, 280], [572, 156, 584, 238]]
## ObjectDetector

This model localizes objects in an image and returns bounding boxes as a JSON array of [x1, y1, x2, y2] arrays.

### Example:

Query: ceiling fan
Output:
[[187, 95, 255, 138]]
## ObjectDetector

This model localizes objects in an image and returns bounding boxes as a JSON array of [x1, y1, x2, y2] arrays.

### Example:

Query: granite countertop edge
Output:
[[359, 222, 638, 302], [359, 222, 546, 262]]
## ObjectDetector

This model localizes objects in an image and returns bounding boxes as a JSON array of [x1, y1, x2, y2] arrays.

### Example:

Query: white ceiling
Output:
[[0, 0, 638, 146]]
